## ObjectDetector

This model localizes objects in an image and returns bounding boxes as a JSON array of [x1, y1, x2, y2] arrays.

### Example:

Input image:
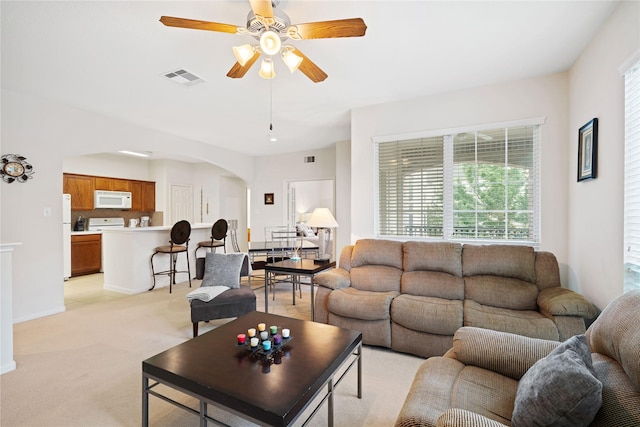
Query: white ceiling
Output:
[[1, 1, 619, 157]]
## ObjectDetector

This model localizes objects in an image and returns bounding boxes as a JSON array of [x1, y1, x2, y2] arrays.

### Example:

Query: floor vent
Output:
[[163, 69, 205, 87], [304, 156, 315, 163]]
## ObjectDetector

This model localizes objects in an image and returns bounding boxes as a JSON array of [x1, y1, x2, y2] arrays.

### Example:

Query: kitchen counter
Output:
[[101, 223, 213, 294], [71, 230, 102, 236]]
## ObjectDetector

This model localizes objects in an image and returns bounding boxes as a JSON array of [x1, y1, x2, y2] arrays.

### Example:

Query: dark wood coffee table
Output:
[[142, 311, 362, 426]]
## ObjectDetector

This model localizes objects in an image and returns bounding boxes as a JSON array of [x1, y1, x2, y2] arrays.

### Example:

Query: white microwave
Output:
[[94, 190, 132, 209]]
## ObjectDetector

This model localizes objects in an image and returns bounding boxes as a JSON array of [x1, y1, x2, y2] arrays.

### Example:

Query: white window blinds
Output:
[[376, 122, 540, 245], [624, 58, 640, 292]]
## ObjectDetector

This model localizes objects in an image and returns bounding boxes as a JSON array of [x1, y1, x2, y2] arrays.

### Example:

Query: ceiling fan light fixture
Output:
[[258, 58, 276, 79], [232, 44, 255, 66], [282, 49, 303, 73], [259, 30, 282, 56]]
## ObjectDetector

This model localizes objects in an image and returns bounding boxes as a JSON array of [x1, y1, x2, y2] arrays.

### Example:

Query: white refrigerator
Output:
[[63, 194, 71, 280]]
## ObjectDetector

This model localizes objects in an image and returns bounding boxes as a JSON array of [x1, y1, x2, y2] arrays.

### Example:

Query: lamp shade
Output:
[[258, 58, 276, 79], [282, 49, 303, 73], [306, 208, 339, 228], [232, 44, 255, 66]]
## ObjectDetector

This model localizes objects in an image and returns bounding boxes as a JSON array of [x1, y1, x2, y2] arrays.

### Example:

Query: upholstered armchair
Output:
[[396, 290, 640, 427]]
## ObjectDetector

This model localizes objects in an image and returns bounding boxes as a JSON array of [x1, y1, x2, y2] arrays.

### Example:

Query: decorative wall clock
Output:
[[1, 154, 35, 183]]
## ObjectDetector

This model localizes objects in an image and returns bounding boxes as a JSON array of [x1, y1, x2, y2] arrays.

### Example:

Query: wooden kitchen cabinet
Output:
[[63, 174, 94, 210], [130, 180, 155, 211], [71, 234, 101, 276], [64, 173, 155, 211], [95, 177, 130, 191]]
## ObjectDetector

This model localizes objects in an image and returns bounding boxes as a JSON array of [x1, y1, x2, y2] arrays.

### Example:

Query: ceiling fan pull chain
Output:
[[269, 79, 273, 131]]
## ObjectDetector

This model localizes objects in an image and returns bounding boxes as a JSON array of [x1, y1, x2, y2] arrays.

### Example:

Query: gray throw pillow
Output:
[[201, 252, 245, 289], [512, 334, 602, 427]]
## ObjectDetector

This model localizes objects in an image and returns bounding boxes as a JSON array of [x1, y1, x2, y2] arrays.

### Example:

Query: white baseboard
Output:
[[13, 306, 65, 324]]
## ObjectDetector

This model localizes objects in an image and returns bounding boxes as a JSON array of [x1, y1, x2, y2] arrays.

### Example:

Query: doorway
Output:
[[170, 184, 194, 224], [286, 179, 335, 227]]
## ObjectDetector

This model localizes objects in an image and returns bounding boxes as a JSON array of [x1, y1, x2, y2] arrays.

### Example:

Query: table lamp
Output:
[[306, 208, 339, 263]]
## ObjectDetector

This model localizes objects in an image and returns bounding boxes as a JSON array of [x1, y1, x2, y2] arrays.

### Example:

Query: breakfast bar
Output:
[[102, 223, 212, 294]]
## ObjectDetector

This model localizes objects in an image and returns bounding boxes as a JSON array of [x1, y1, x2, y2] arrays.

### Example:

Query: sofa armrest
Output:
[[314, 268, 351, 290], [537, 287, 598, 319], [451, 327, 559, 380], [436, 409, 508, 427]]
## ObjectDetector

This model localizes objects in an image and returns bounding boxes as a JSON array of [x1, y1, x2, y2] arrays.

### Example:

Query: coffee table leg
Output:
[[327, 377, 334, 427], [142, 375, 149, 427], [200, 400, 207, 427], [264, 271, 269, 313], [357, 343, 362, 398], [310, 278, 315, 321]]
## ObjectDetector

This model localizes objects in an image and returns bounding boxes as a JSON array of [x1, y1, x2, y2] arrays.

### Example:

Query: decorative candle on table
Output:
[[262, 340, 272, 351], [270, 325, 278, 335], [260, 331, 269, 340], [282, 328, 290, 338], [237, 334, 246, 345], [248, 328, 256, 338], [273, 334, 282, 345], [250, 337, 259, 348], [257, 323, 266, 332]]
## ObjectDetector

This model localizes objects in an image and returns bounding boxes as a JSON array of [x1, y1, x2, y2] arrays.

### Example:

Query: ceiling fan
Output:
[[160, 0, 367, 83]]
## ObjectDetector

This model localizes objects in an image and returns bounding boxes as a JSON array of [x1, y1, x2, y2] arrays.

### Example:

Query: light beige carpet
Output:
[[0, 274, 425, 426]]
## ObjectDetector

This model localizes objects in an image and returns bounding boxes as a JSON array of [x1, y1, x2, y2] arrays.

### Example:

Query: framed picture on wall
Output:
[[264, 193, 274, 205], [577, 118, 598, 182]]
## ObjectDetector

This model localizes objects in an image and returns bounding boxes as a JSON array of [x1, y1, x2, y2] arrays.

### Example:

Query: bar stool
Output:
[[150, 220, 192, 293], [195, 218, 227, 258]]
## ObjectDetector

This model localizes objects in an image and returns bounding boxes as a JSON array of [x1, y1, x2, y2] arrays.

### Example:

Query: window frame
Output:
[[373, 117, 544, 247]]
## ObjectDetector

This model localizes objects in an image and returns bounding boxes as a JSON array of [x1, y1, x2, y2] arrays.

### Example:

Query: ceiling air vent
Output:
[[304, 156, 316, 163], [163, 68, 205, 87]]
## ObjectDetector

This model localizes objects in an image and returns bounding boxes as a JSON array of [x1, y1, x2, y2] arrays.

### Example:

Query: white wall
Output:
[[352, 73, 570, 277], [251, 147, 336, 242], [0, 90, 254, 322], [567, 1, 640, 310], [64, 153, 153, 181]]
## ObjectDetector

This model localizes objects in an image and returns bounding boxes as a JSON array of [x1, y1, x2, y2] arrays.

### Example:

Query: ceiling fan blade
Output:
[[160, 16, 240, 34], [292, 48, 328, 83], [226, 51, 261, 79], [287, 18, 367, 40], [249, 0, 275, 28]]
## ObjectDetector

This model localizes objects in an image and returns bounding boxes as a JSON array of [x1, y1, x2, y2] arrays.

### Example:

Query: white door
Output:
[[170, 184, 193, 224]]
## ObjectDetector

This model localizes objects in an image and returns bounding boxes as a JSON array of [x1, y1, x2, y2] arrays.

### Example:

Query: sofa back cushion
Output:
[[462, 244, 538, 310], [586, 290, 640, 391], [338, 245, 354, 272], [403, 241, 463, 276], [465, 276, 539, 310], [350, 239, 403, 292], [351, 239, 404, 269], [534, 251, 561, 290], [351, 265, 402, 292], [463, 244, 536, 282]]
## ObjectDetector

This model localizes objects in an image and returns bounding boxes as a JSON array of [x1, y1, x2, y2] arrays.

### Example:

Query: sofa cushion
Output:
[[391, 295, 463, 335], [351, 239, 403, 269], [512, 335, 602, 427], [403, 241, 463, 277], [202, 252, 245, 289], [464, 300, 559, 340], [465, 275, 539, 310], [350, 265, 402, 292], [586, 289, 640, 391], [402, 271, 464, 300], [328, 287, 398, 320], [462, 244, 536, 283]]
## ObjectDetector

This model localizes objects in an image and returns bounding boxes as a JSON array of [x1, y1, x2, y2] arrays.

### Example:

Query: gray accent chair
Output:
[[190, 253, 256, 337]]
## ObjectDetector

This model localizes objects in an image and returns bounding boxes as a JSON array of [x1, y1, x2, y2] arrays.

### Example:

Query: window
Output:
[[375, 120, 541, 245], [623, 56, 640, 292]]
